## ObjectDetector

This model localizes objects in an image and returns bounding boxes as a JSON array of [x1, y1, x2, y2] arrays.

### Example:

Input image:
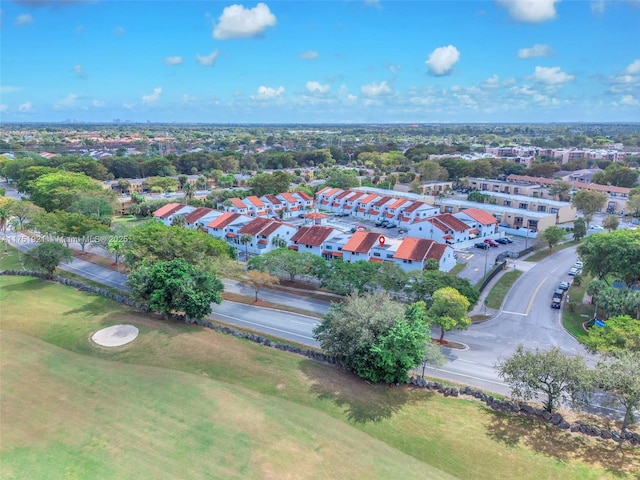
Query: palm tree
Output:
[[271, 235, 287, 249], [0, 207, 10, 233], [171, 214, 186, 227], [183, 182, 195, 202], [240, 233, 253, 261]]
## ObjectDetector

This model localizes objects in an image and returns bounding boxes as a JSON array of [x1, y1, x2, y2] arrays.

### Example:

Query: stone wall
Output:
[[408, 376, 639, 446]]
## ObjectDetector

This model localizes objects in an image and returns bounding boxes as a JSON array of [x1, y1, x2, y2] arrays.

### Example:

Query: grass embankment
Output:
[[524, 240, 579, 262], [562, 278, 592, 340], [1, 275, 638, 480], [485, 270, 523, 310]]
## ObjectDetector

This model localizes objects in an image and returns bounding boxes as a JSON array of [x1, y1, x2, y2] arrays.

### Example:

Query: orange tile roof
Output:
[[231, 198, 247, 209], [374, 196, 393, 208], [402, 201, 431, 213], [358, 193, 379, 205], [280, 192, 298, 203], [461, 208, 498, 225], [342, 231, 380, 254], [294, 191, 313, 201], [245, 195, 265, 207], [184, 207, 213, 224], [260, 222, 287, 236], [305, 212, 328, 219], [153, 203, 184, 219], [335, 190, 354, 200], [225, 232, 237, 238], [393, 237, 446, 262], [290, 226, 335, 246], [238, 217, 272, 236], [263, 194, 282, 206], [346, 192, 365, 202], [388, 198, 407, 210], [419, 213, 470, 232], [468, 228, 480, 235], [369, 257, 384, 263], [207, 212, 241, 229]]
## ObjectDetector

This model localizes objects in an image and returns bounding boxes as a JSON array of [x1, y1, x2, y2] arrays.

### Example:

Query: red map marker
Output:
[[379, 235, 386, 246]]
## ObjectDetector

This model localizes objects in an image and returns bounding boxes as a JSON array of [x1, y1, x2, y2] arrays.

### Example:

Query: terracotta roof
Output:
[[461, 208, 498, 225], [238, 217, 272, 236], [294, 191, 313, 201], [290, 225, 335, 246], [358, 193, 379, 205], [369, 257, 384, 263], [226, 232, 237, 238], [318, 187, 341, 198], [230, 198, 247, 209], [388, 198, 407, 210], [260, 221, 289, 237], [305, 212, 328, 219], [346, 192, 365, 202], [393, 237, 446, 262], [207, 212, 241, 229], [245, 195, 265, 208], [263, 194, 282, 206], [334, 190, 354, 200], [280, 192, 299, 203], [153, 203, 184, 219], [468, 228, 480, 235], [373, 196, 393, 208], [288, 245, 299, 251], [257, 239, 269, 245], [342, 231, 380, 254], [184, 207, 213, 224], [418, 213, 470, 232], [402, 201, 431, 213], [316, 186, 331, 196]]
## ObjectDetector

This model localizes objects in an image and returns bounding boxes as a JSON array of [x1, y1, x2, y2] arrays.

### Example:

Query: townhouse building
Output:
[[392, 237, 456, 272], [152, 203, 195, 226], [236, 217, 296, 255], [354, 193, 381, 219], [289, 225, 342, 256], [408, 213, 472, 245], [183, 207, 222, 231], [340, 231, 381, 263], [397, 201, 439, 227], [206, 212, 253, 241]]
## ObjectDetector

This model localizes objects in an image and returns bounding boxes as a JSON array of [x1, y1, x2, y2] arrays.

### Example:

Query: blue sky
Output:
[[1, 0, 639, 123]]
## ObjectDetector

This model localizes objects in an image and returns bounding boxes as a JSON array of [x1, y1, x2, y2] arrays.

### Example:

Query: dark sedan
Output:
[[474, 242, 490, 250]]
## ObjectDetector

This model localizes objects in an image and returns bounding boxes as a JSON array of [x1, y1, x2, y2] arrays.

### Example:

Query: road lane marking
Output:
[[525, 277, 547, 315], [502, 311, 528, 316], [210, 312, 317, 341]]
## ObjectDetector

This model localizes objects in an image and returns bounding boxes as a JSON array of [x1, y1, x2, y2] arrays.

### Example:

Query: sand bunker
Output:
[[91, 324, 139, 347]]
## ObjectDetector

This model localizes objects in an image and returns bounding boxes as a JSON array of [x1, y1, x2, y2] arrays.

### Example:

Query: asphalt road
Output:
[[1, 229, 624, 419]]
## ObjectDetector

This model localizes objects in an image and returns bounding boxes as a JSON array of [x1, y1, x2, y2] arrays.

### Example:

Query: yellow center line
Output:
[[525, 278, 547, 315]]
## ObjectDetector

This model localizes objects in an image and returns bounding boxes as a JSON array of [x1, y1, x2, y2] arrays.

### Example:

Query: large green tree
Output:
[[125, 221, 231, 268], [248, 171, 292, 197], [406, 269, 479, 308], [548, 181, 572, 201], [584, 315, 640, 354], [27, 171, 116, 212], [248, 248, 326, 282], [313, 293, 439, 383], [24, 242, 73, 278], [495, 345, 591, 413], [427, 287, 471, 343], [541, 225, 566, 251], [571, 190, 607, 227], [572, 217, 587, 241], [577, 229, 640, 285], [602, 214, 619, 232], [128, 258, 224, 320], [595, 352, 640, 430]]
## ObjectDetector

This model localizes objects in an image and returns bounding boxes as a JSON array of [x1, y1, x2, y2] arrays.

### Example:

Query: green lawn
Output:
[[524, 240, 580, 262], [485, 270, 523, 309], [1, 276, 638, 479]]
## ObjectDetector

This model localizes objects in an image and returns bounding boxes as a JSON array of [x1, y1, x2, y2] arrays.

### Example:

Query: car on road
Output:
[[551, 298, 562, 309], [568, 267, 581, 276], [474, 242, 490, 250], [574, 261, 583, 269], [495, 238, 510, 244], [376, 219, 390, 227], [484, 239, 499, 247], [590, 225, 604, 230], [559, 281, 570, 290], [385, 223, 397, 228], [553, 289, 564, 300], [398, 228, 408, 234]]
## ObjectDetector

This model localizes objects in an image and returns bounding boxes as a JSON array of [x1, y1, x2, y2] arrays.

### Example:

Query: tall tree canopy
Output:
[[577, 229, 640, 285], [26, 172, 115, 212], [571, 190, 607, 226], [24, 242, 73, 278], [128, 258, 223, 320], [595, 352, 640, 430]]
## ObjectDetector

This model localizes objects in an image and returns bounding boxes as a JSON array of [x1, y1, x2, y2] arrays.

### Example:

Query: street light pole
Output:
[[483, 245, 489, 278]]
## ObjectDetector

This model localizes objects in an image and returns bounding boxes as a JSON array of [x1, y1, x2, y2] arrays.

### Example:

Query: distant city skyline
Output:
[[1, 0, 639, 124]]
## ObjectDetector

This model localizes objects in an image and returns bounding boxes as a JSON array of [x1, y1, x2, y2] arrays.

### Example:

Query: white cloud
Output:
[[196, 50, 219, 66], [0, 104, 7, 113], [624, 59, 640, 74], [183, 94, 197, 105], [345, 94, 358, 105], [425, 45, 460, 76], [142, 87, 162, 104], [591, 0, 606, 15], [213, 3, 277, 40], [115, 26, 125, 36], [92, 100, 105, 107], [496, 0, 559, 24], [164, 56, 183, 66], [483, 74, 501, 88], [252, 85, 284, 100], [54, 93, 78, 109], [305, 81, 330, 94], [72, 65, 85, 78], [18, 102, 32, 112], [361, 81, 391, 96], [15, 13, 34, 26], [533, 66, 574, 85], [620, 95, 639, 105], [517, 44, 553, 59], [299, 50, 319, 60]]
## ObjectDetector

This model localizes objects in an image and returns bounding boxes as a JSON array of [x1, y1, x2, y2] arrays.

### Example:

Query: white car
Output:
[[568, 267, 581, 276], [590, 225, 604, 230], [574, 261, 583, 269]]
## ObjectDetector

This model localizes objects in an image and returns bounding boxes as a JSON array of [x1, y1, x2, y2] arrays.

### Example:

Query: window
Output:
[[504, 200, 511, 207], [519, 203, 528, 209], [386, 254, 393, 259], [537, 206, 546, 212], [403, 259, 412, 264], [373, 252, 381, 257], [326, 245, 332, 250], [550, 208, 558, 214]]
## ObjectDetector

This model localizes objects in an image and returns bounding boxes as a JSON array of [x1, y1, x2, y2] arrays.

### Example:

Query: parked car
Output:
[[553, 289, 564, 300], [551, 299, 562, 309], [568, 267, 581, 276], [559, 281, 570, 290], [574, 261, 583, 269], [495, 238, 509, 244], [484, 239, 499, 247], [375, 220, 384, 226], [503, 237, 514, 243], [386, 223, 397, 229], [398, 228, 408, 234], [297, 213, 305, 218], [475, 242, 490, 250]]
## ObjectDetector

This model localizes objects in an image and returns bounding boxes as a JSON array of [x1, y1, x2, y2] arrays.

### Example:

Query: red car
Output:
[[483, 238, 499, 247]]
